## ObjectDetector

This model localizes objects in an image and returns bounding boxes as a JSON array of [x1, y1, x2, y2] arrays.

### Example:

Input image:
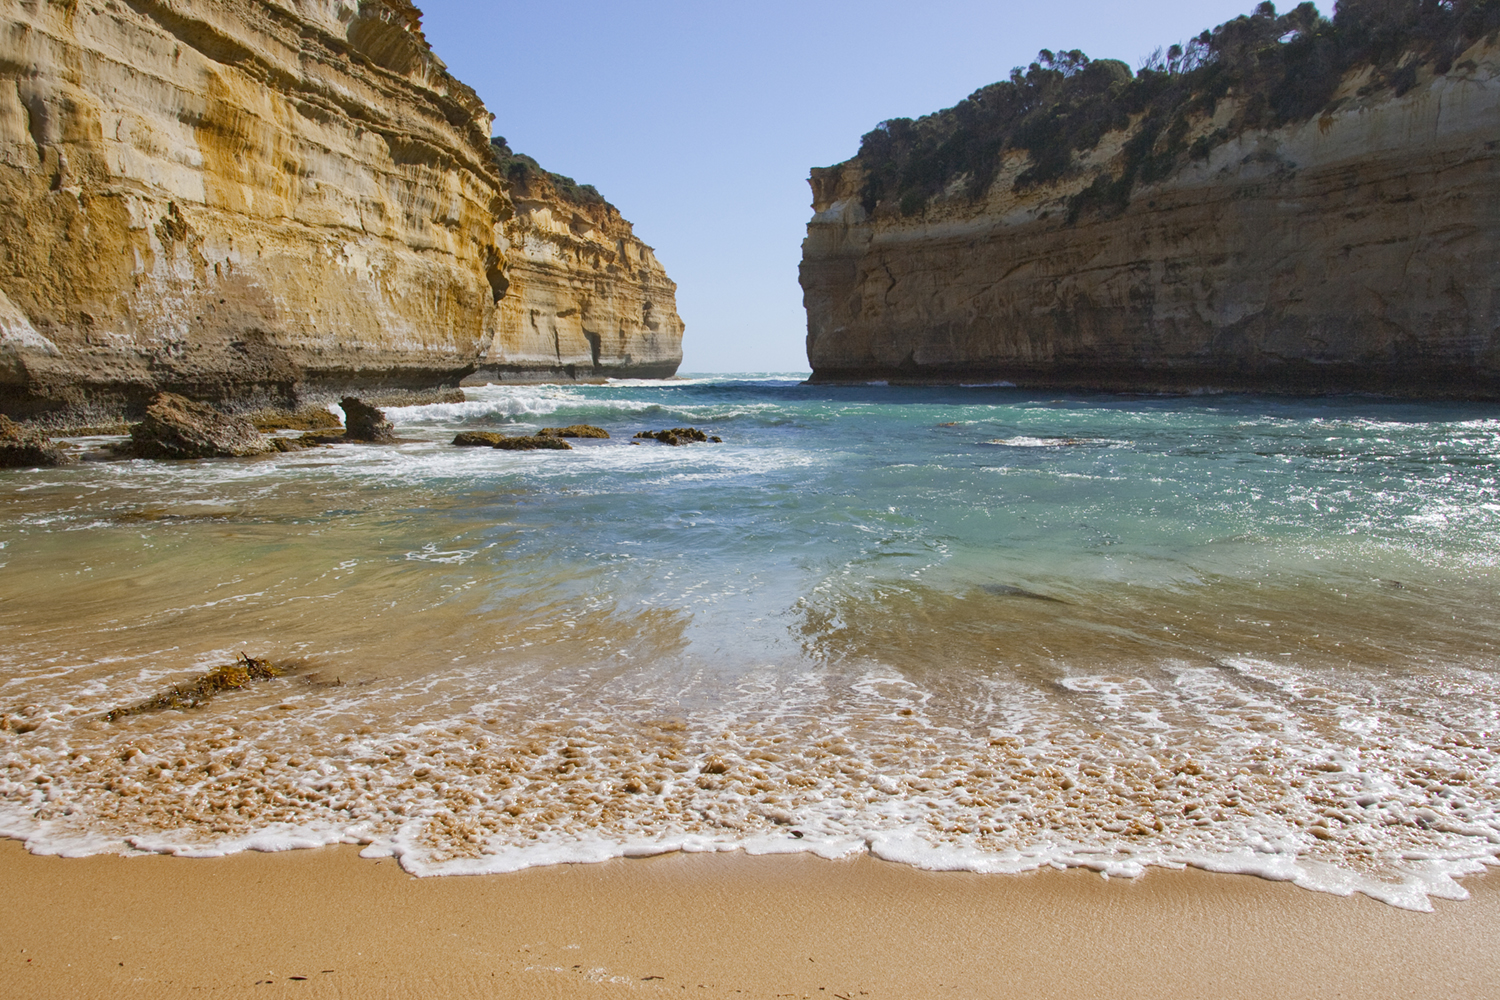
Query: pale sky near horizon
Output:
[[416, 1, 1302, 372]]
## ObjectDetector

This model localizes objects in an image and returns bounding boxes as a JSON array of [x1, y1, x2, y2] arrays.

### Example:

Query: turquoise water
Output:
[[1, 375, 1497, 907]]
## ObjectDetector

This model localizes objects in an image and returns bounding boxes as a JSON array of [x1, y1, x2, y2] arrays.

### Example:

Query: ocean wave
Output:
[[4, 649, 1497, 909]]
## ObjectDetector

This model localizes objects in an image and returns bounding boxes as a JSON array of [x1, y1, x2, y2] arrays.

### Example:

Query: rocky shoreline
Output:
[[0, 389, 726, 467]]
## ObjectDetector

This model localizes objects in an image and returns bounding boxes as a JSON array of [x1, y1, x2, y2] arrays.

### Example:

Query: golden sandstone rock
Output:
[[0, 0, 682, 429], [477, 143, 684, 383]]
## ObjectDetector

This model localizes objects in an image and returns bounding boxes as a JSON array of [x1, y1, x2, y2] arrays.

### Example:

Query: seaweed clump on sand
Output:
[[104, 654, 285, 722], [540, 425, 610, 438], [633, 427, 722, 445], [452, 431, 572, 450]]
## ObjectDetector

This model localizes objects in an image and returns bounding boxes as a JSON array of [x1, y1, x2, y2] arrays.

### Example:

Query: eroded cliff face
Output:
[[476, 165, 683, 382], [801, 41, 1500, 396], [0, 0, 511, 423]]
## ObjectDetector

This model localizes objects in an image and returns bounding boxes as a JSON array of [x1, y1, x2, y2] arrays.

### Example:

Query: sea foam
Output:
[[2, 377, 1498, 909]]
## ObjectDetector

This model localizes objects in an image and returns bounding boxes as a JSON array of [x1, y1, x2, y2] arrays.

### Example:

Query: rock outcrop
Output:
[[0, 0, 511, 426], [127, 392, 269, 459], [338, 396, 394, 442], [472, 141, 684, 383], [451, 431, 570, 450], [800, 23, 1500, 397], [633, 427, 719, 445], [0, 413, 73, 467], [539, 424, 609, 438]]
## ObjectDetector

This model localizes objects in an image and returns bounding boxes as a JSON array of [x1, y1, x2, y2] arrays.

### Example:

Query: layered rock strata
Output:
[[0, 0, 683, 428], [0, 0, 515, 425], [473, 152, 683, 382], [800, 41, 1500, 397]]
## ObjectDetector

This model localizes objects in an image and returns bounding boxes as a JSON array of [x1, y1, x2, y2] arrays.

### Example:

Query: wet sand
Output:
[[2, 840, 1496, 999]]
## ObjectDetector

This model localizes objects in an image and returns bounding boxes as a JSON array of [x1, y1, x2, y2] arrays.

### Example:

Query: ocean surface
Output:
[[2, 375, 1498, 909]]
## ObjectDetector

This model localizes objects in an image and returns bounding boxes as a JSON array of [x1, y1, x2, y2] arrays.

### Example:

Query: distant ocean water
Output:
[[2, 374, 1497, 909]]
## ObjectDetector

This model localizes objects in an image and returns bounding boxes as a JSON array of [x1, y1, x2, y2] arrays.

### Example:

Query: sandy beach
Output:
[[3, 840, 1495, 999]]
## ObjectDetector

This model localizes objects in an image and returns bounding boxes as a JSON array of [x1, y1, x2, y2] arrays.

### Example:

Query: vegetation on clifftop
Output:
[[490, 137, 610, 208], [849, 0, 1500, 221]]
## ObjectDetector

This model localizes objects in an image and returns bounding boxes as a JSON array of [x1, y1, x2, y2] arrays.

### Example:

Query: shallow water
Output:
[[2, 376, 1498, 908]]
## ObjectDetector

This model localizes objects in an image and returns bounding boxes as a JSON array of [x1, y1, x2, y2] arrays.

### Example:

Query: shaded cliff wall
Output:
[[474, 159, 683, 382], [800, 41, 1500, 396], [0, 0, 510, 423]]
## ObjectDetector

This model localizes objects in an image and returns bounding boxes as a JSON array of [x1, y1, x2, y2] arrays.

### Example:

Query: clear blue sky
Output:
[[417, 1, 1285, 373]]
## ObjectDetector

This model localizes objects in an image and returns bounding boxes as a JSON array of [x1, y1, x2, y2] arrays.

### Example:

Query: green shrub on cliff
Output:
[[490, 137, 609, 208], [850, 0, 1500, 220]]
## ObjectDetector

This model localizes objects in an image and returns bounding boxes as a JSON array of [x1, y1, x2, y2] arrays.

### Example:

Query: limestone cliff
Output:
[[801, 16, 1500, 397], [0, 0, 515, 424], [474, 141, 683, 382]]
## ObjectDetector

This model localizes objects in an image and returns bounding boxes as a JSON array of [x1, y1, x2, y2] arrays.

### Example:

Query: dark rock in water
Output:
[[452, 431, 571, 450], [0, 414, 76, 467], [540, 424, 610, 439], [979, 583, 1069, 604], [453, 431, 509, 447], [267, 434, 336, 452], [634, 427, 712, 445], [339, 397, 395, 442], [492, 435, 571, 451], [127, 393, 269, 459]]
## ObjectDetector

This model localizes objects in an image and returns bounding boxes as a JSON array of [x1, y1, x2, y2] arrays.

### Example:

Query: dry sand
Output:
[[3, 839, 1496, 999]]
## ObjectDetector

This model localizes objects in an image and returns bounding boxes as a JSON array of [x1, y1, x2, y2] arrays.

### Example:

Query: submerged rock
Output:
[[127, 393, 269, 460], [979, 583, 1069, 604], [339, 397, 395, 442], [452, 431, 572, 450], [0, 415, 76, 468], [633, 427, 718, 445], [453, 431, 509, 447], [494, 435, 571, 451], [540, 424, 610, 438], [267, 434, 336, 452]]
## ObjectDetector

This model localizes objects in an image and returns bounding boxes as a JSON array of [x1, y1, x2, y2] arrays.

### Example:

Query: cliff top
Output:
[[834, 0, 1500, 221], [490, 136, 649, 249], [491, 137, 611, 210]]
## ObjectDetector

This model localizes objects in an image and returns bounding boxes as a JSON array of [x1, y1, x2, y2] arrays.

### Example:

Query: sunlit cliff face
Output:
[[800, 38, 1500, 396], [479, 167, 684, 382], [0, 0, 510, 422]]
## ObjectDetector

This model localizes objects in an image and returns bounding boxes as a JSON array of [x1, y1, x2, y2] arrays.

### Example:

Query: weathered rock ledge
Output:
[[800, 39, 1500, 398], [471, 141, 684, 383]]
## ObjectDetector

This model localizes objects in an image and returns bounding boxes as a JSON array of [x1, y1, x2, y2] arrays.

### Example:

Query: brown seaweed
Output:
[[104, 653, 286, 722]]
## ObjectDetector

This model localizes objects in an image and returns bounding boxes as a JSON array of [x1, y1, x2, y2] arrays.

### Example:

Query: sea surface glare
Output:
[[2, 376, 1498, 909]]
